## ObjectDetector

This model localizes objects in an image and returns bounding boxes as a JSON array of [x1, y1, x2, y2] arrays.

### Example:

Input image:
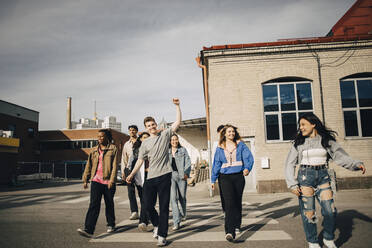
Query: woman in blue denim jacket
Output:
[[285, 113, 366, 248], [169, 134, 191, 231]]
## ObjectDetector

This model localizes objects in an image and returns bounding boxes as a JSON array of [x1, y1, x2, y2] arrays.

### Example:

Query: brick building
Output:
[[198, 0, 372, 193]]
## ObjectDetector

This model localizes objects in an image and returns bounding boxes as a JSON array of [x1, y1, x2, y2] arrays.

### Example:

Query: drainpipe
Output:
[[315, 56, 326, 124], [196, 55, 212, 197]]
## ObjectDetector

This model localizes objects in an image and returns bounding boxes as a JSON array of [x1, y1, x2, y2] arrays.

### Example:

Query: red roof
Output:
[[203, 0, 372, 51]]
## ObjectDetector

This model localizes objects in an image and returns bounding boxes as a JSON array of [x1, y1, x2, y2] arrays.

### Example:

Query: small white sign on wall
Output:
[[261, 157, 270, 169]]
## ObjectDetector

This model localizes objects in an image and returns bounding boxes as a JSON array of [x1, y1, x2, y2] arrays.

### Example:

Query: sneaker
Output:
[[157, 236, 167, 247], [182, 216, 187, 221], [172, 223, 180, 231], [153, 226, 158, 239], [77, 228, 93, 238], [129, 212, 139, 220], [106, 226, 115, 233], [308, 242, 321, 248], [138, 223, 147, 232], [235, 228, 241, 234], [225, 233, 234, 242], [323, 239, 337, 248]]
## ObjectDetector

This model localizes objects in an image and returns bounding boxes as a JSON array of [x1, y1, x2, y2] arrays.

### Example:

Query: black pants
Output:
[[218, 179, 225, 212], [143, 172, 171, 238], [84, 181, 116, 234], [139, 171, 149, 224], [125, 168, 141, 213], [219, 172, 245, 237]]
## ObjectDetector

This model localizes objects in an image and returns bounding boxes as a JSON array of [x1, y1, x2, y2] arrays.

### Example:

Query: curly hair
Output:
[[218, 124, 241, 147]]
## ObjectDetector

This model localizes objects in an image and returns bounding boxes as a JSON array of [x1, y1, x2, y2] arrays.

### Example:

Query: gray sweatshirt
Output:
[[285, 135, 363, 189]]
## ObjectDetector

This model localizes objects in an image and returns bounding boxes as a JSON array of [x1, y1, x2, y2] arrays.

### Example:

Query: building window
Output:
[[262, 80, 313, 141], [340, 76, 372, 137]]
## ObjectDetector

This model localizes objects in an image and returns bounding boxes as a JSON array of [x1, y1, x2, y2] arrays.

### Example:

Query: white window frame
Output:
[[340, 77, 372, 139], [263, 81, 314, 143]]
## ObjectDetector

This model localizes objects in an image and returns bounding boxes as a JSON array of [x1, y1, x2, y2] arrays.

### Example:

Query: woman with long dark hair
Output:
[[211, 124, 254, 242], [285, 113, 366, 248], [77, 129, 118, 238], [169, 134, 191, 231]]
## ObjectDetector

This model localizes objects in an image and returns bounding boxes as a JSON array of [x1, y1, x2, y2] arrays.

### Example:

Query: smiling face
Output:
[[225, 127, 236, 141], [299, 118, 317, 137], [97, 132, 107, 145], [170, 135, 179, 148], [144, 120, 158, 135], [128, 127, 138, 138]]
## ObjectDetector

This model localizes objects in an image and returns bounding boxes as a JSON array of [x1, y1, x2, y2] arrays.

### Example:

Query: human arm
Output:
[[241, 143, 254, 176], [211, 148, 222, 185], [183, 148, 192, 179], [82, 152, 93, 188], [171, 98, 181, 132], [328, 140, 365, 172], [126, 158, 144, 184], [284, 145, 299, 190], [108, 147, 118, 189]]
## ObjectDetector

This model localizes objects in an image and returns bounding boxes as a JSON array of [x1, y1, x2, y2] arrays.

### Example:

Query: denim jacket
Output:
[[285, 135, 363, 189], [169, 147, 191, 179]]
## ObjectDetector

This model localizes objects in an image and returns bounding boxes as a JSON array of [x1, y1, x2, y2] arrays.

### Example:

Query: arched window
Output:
[[340, 73, 372, 137], [262, 77, 313, 141]]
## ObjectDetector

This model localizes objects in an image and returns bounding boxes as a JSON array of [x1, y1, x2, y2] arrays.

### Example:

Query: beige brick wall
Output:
[[205, 41, 372, 190]]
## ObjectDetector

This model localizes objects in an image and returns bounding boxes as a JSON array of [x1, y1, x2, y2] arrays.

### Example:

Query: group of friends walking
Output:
[[76, 98, 366, 248]]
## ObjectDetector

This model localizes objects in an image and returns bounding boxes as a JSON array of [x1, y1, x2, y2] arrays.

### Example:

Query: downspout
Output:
[[196, 55, 213, 197], [316, 56, 326, 124]]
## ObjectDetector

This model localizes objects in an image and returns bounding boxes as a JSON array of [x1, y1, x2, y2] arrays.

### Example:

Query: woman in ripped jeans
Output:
[[285, 113, 366, 248]]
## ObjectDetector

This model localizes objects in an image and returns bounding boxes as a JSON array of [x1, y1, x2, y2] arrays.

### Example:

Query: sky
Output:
[[0, 0, 356, 132]]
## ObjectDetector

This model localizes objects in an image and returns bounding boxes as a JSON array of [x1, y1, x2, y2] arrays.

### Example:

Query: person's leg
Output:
[[178, 177, 187, 220], [232, 173, 245, 231], [137, 184, 149, 225], [84, 181, 104, 234], [127, 182, 138, 214], [318, 182, 337, 241], [219, 174, 235, 237], [157, 173, 172, 238], [170, 172, 181, 227], [299, 185, 318, 243], [144, 177, 159, 227], [218, 176, 225, 212], [103, 184, 116, 228]]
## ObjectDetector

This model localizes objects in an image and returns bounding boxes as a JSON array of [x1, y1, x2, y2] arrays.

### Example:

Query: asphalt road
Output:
[[0, 180, 371, 248]]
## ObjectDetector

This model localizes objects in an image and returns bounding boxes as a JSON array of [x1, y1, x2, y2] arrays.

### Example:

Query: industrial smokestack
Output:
[[67, 97, 72, 129]]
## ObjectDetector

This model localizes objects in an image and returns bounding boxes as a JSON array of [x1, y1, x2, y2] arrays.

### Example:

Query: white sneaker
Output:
[[153, 226, 158, 239], [129, 212, 139, 220], [106, 226, 115, 233], [172, 223, 180, 231], [323, 239, 337, 248], [138, 223, 147, 232], [235, 228, 241, 234], [308, 242, 321, 248], [225, 233, 234, 242], [77, 228, 93, 238], [157, 236, 167, 247]]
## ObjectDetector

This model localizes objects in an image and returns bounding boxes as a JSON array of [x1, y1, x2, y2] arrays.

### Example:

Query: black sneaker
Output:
[[77, 228, 93, 238]]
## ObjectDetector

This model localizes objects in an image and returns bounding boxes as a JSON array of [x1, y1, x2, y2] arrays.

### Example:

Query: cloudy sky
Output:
[[0, 0, 355, 131]]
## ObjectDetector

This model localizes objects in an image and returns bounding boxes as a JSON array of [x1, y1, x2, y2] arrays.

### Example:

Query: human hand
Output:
[[83, 182, 88, 189], [358, 164, 366, 174], [290, 186, 301, 197], [211, 184, 215, 191], [173, 98, 180, 105], [126, 174, 133, 184], [243, 169, 249, 176], [108, 181, 114, 189], [183, 174, 188, 181]]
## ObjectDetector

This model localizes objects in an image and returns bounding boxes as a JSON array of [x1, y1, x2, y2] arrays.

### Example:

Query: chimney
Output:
[[66, 97, 72, 129]]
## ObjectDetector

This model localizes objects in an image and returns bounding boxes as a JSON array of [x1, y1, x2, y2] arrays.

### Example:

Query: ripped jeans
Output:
[[297, 166, 337, 243]]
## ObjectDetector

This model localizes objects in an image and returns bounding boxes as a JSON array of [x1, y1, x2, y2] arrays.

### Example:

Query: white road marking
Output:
[[61, 196, 90, 204]]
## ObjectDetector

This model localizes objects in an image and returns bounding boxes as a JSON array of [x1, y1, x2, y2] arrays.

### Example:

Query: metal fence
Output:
[[17, 161, 86, 180]]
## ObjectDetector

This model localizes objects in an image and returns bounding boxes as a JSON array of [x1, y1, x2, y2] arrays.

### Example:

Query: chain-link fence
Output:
[[17, 161, 86, 180]]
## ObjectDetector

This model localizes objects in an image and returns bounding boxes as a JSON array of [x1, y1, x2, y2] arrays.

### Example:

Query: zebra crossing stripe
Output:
[[90, 230, 292, 242], [61, 196, 90, 204]]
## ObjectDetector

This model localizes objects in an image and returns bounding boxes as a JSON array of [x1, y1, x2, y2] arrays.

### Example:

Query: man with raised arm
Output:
[[126, 98, 181, 247]]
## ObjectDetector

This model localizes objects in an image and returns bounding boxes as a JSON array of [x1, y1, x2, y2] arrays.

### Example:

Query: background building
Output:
[[198, 0, 372, 193]]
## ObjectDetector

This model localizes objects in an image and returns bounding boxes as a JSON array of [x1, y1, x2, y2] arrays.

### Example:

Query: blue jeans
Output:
[[297, 166, 337, 243], [170, 171, 187, 226]]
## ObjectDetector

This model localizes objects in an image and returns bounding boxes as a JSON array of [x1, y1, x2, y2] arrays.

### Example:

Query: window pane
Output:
[[360, 109, 372, 137], [265, 115, 279, 140], [263, 85, 278, 111], [357, 79, 372, 107], [282, 113, 297, 140], [280, 84, 295, 111], [340, 80, 356, 108], [296, 83, 313, 110], [343, 111, 358, 136]]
